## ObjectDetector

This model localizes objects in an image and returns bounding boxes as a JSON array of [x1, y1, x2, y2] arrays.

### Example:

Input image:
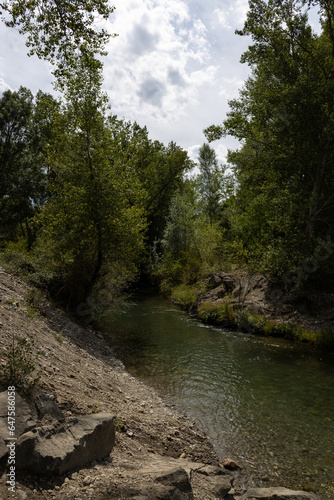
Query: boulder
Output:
[[195, 464, 233, 498], [211, 476, 234, 498], [196, 464, 233, 477], [0, 390, 37, 460], [16, 412, 115, 474], [33, 391, 64, 421], [154, 467, 193, 497], [239, 487, 322, 500]]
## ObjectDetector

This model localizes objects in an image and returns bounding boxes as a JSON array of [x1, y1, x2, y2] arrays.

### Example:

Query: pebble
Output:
[[83, 475, 92, 486], [16, 490, 27, 500]]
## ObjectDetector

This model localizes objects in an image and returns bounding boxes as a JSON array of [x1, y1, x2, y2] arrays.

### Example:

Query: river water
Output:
[[100, 291, 334, 499]]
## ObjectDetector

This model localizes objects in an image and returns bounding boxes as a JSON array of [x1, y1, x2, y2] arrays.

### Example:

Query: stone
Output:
[[195, 465, 233, 498], [221, 458, 241, 470], [0, 390, 37, 437], [0, 390, 37, 460], [211, 476, 234, 498], [16, 412, 115, 475], [34, 391, 64, 421], [16, 490, 28, 500], [239, 487, 322, 500], [197, 464, 233, 477], [154, 467, 193, 493]]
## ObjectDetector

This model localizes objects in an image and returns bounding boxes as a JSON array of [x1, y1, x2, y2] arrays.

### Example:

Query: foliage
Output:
[[0, 336, 43, 395], [204, 0, 334, 285], [196, 143, 234, 223], [157, 184, 225, 292], [0, 0, 116, 89], [197, 300, 333, 345], [0, 87, 58, 249], [170, 282, 209, 309]]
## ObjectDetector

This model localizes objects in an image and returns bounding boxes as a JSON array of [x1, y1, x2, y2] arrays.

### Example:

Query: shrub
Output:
[[0, 336, 43, 395], [170, 284, 198, 309]]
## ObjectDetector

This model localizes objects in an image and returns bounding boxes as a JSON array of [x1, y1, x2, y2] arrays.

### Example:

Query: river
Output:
[[100, 290, 334, 499]]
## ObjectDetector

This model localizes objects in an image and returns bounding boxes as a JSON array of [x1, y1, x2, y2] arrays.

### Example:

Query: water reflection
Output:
[[100, 292, 334, 499]]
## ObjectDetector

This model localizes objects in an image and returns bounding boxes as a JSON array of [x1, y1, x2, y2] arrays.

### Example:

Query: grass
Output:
[[197, 300, 334, 347], [170, 281, 209, 310]]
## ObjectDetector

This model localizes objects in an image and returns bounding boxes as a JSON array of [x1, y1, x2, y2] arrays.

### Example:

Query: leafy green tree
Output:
[[106, 117, 193, 247], [205, 0, 334, 281], [196, 143, 234, 224], [37, 65, 147, 303], [0, 0, 116, 88], [158, 182, 224, 291], [0, 87, 58, 248]]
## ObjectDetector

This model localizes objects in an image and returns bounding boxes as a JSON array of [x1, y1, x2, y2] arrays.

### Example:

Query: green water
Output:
[[101, 291, 334, 499]]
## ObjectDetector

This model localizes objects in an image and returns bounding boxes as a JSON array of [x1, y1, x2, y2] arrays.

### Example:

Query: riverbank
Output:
[[169, 272, 334, 347], [0, 268, 323, 499]]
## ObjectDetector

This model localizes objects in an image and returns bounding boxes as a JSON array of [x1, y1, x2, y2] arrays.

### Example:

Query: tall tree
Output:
[[205, 0, 334, 281], [0, 87, 58, 248], [196, 143, 233, 224], [38, 64, 146, 303]]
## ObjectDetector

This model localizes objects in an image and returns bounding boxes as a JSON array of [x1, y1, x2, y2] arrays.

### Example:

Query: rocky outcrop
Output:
[[33, 390, 64, 421], [0, 391, 37, 460], [16, 412, 115, 475]]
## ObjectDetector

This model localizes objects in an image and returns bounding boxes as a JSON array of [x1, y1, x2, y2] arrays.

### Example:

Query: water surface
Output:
[[101, 291, 334, 499]]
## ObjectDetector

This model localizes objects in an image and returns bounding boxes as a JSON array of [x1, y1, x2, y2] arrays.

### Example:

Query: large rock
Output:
[[33, 391, 64, 421], [154, 467, 193, 496], [16, 412, 115, 474], [0, 390, 37, 460], [195, 464, 234, 498], [239, 487, 322, 500]]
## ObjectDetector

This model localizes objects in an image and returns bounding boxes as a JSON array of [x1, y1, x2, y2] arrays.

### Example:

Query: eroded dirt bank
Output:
[[0, 268, 323, 499]]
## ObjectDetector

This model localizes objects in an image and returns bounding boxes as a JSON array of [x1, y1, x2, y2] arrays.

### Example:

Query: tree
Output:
[[37, 66, 146, 304], [106, 117, 193, 247], [158, 181, 224, 290], [0, 87, 59, 248], [0, 0, 116, 88], [196, 143, 233, 223], [204, 0, 334, 282]]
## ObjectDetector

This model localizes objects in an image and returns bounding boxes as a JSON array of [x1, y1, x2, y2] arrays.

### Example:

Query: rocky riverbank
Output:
[[172, 272, 334, 345], [0, 267, 323, 499]]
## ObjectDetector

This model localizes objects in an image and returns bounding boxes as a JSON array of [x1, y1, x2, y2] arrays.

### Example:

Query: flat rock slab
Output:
[[240, 487, 322, 500], [16, 412, 115, 475]]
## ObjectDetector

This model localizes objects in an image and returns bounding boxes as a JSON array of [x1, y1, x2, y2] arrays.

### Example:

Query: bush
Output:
[[170, 284, 198, 309], [198, 301, 237, 327], [0, 336, 43, 395]]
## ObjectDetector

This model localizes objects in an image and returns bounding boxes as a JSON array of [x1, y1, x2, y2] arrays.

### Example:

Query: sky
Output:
[[0, 1, 257, 165]]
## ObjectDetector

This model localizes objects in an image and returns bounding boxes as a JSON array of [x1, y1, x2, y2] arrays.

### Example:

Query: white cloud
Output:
[[0, 0, 251, 159], [0, 77, 11, 93], [213, 0, 248, 30], [104, 0, 221, 125]]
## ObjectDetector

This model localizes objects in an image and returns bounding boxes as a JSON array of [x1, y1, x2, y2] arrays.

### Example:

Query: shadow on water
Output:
[[99, 291, 334, 499]]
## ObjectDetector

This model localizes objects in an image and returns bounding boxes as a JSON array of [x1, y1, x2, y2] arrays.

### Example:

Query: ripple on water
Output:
[[101, 293, 334, 500]]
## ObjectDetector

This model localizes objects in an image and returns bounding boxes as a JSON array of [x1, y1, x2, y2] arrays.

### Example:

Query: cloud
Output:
[[213, 0, 248, 30], [104, 0, 218, 124], [168, 67, 186, 87], [0, 77, 12, 93], [0, 0, 251, 164], [137, 76, 166, 107], [127, 23, 160, 57]]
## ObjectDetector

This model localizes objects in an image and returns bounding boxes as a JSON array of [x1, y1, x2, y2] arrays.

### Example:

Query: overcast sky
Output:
[[1, 0, 253, 164]]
